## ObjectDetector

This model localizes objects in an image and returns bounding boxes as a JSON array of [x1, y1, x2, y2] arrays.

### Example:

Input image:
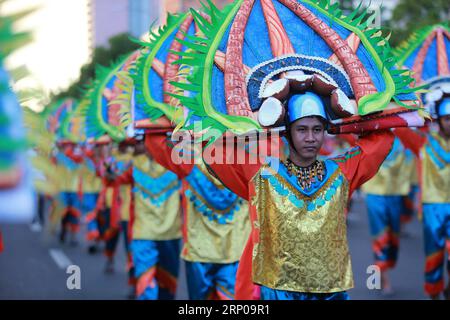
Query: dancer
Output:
[[205, 92, 394, 300], [145, 132, 250, 300], [395, 99, 450, 300], [361, 137, 414, 295]]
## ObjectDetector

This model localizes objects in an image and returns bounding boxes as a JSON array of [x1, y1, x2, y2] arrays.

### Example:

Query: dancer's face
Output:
[[289, 116, 325, 164], [438, 115, 450, 139]]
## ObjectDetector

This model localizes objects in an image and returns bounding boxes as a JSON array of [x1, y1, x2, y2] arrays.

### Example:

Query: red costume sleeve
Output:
[[113, 166, 133, 185], [204, 135, 279, 200], [333, 130, 395, 196], [203, 135, 280, 300], [64, 148, 84, 164], [144, 132, 194, 179], [393, 127, 427, 157], [340, 133, 358, 146]]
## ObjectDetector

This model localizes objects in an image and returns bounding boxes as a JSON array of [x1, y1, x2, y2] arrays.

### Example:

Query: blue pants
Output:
[[81, 193, 99, 241], [80, 193, 99, 216], [60, 192, 82, 233], [185, 261, 238, 300], [131, 239, 181, 300], [260, 286, 349, 300], [366, 194, 403, 271], [422, 203, 450, 296]]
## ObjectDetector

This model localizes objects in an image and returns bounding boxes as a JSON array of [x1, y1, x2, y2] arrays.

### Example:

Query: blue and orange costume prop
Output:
[[145, 133, 251, 300]]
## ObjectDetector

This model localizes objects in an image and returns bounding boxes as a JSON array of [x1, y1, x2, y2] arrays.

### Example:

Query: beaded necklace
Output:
[[284, 158, 325, 190]]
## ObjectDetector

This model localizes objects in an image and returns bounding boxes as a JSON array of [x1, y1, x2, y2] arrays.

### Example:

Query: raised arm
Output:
[[333, 130, 395, 196], [64, 146, 84, 164], [109, 165, 133, 186], [144, 132, 194, 179], [203, 134, 281, 200], [393, 127, 427, 157]]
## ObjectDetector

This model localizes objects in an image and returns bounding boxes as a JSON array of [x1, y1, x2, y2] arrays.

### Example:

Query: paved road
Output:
[[0, 195, 432, 300]]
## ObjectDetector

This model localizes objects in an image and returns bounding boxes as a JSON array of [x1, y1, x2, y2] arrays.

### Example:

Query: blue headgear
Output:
[[437, 98, 450, 118], [287, 92, 328, 124]]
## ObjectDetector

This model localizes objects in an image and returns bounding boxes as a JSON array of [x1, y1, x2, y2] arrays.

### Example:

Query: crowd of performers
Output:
[[34, 134, 250, 300], [30, 111, 450, 300], [2, 0, 450, 301]]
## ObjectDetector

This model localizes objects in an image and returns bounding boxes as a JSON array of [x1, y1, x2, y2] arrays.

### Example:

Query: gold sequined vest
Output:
[[182, 161, 250, 263], [251, 159, 353, 293]]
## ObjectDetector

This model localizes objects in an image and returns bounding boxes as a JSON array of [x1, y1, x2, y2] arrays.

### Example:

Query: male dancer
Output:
[[81, 143, 104, 253], [114, 139, 183, 300], [145, 132, 251, 300], [361, 137, 414, 295], [56, 143, 83, 245], [395, 98, 450, 300], [204, 92, 394, 300]]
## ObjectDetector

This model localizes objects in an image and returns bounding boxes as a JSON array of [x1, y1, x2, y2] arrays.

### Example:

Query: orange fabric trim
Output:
[[156, 267, 177, 295], [425, 251, 445, 273], [137, 267, 157, 297]]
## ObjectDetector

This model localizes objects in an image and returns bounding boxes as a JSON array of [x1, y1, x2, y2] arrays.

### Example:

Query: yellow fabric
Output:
[[59, 165, 81, 193], [362, 146, 412, 196], [79, 164, 102, 194], [120, 184, 132, 221], [132, 154, 182, 240], [251, 165, 353, 293], [113, 151, 134, 163], [410, 158, 419, 186], [31, 155, 59, 195], [182, 162, 251, 264], [421, 133, 450, 203], [105, 186, 114, 208], [114, 150, 134, 220]]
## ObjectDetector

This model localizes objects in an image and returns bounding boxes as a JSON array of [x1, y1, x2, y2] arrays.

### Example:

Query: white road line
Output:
[[49, 249, 73, 270], [29, 222, 42, 233]]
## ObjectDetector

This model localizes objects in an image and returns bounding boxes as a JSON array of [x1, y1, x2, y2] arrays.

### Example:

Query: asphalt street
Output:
[[0, 195, 432, 300]]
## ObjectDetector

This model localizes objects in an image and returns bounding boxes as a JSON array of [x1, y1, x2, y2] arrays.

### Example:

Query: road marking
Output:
[[49, 249, 73, 270], [29, 222, 42, 233]]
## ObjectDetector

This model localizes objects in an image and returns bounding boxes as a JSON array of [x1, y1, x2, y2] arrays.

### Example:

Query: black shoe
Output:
[[127, 288, 136, 300], [59, 229, 66, 243], [87, 244, 98, 255]]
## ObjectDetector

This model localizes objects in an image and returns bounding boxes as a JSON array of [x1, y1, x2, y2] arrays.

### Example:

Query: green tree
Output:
[[51, 32, 140, 101], [388, 0, 450, 46]]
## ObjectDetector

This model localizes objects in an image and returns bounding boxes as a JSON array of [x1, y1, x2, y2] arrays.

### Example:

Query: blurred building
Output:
[[89, 0, 128, 47], [89, 0, 162, 47], [89, 0, 233, 47]]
